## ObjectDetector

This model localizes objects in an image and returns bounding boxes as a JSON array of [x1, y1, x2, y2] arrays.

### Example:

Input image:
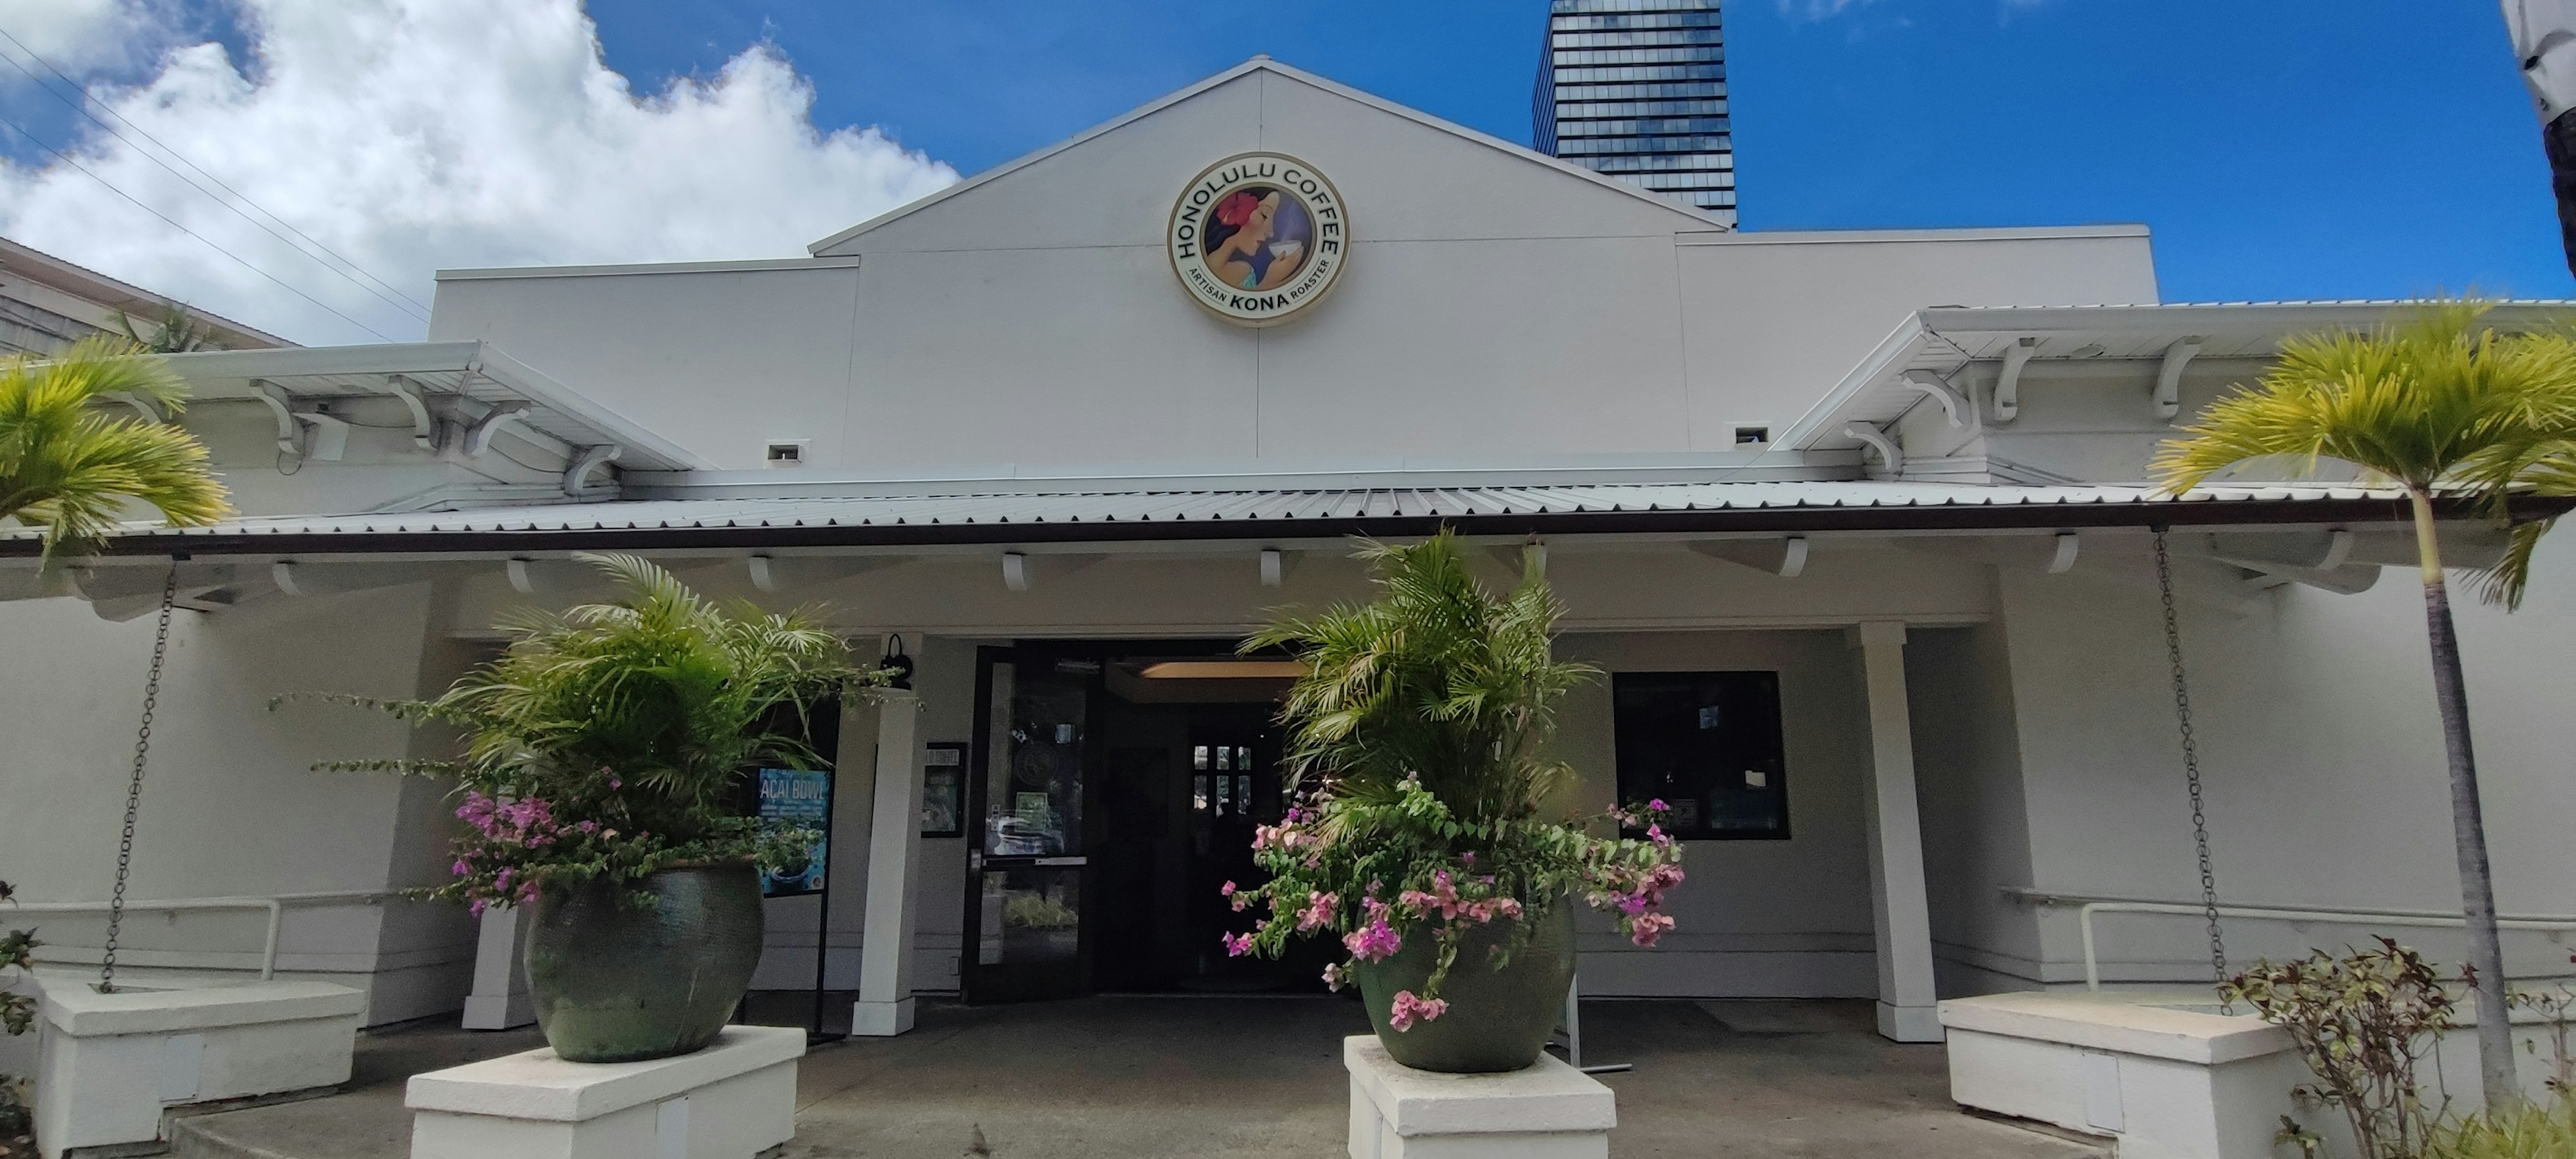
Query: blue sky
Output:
[[584, 0, 2566, 302]]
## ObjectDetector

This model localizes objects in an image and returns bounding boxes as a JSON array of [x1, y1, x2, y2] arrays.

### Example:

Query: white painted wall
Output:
[[1992, 533, 2576, 987], [427, 66, 2156, 473], [0, 582, 480, 1026], [1550, 631, 1880, 998]]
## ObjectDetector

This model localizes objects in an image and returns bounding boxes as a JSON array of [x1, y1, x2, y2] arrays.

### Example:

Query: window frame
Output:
[[1609, 669, 1791, 842]]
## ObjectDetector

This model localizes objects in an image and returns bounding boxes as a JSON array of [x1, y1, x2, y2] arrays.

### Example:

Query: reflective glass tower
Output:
[[1533, 0, 1735, 226]]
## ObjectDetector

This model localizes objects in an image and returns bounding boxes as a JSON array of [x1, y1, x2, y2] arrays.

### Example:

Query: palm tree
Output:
[[0, 335, 231, 555], [2152, 300, 2576, 1111]]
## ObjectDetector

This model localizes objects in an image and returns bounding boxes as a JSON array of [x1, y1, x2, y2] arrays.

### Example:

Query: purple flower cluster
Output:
[[1214, 784, 1687, 1035], [448, 791, 604, 916], [1342, 897, 1404, 963]]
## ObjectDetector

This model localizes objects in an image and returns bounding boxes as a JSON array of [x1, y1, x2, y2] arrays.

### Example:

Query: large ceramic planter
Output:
[[1348, 899, 1576, 1073], [525, 862, 763, 1063]]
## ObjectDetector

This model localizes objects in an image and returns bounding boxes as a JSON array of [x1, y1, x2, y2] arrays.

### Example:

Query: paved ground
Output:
[[175, 996, 2104, 1159]]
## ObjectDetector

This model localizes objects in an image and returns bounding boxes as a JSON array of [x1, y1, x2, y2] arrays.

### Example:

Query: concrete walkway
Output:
[[176, 997, 2103, 1159]]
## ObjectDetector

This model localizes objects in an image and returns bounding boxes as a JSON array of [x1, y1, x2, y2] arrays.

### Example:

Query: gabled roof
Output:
[[1780, 300, 2576, 454], [1, 237, 294, 350], [806, 56, 1725, 255]]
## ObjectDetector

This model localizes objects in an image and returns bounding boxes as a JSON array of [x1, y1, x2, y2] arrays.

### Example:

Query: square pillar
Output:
[[460, 905, 535, 1030], [852, 690, 924, 1036], [1851, 620, 1942, 1042]]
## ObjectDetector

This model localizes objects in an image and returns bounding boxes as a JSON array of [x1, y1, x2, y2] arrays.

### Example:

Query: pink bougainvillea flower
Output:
[[1296, 891, 1339, 932], [1387, 990, 1450, 1032], [1648, 798, 1669, 812], [1629, 912, 1676, 948], [1322, 962, 1346, 991], [1344, 918, 1402, 962], [1222, 932, 1256, 957]]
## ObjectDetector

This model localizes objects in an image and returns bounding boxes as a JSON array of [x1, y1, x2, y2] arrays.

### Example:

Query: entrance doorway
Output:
[[960, 642, 1332, 1001]]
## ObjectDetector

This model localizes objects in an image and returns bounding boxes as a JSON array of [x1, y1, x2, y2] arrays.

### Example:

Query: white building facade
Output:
[[5, 60, 2573, 1050]]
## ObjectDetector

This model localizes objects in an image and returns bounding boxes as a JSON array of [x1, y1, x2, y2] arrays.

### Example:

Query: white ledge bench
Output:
[[405, 1024, 803, 1159]]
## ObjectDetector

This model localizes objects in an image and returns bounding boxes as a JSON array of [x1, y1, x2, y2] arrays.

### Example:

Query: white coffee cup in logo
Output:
[[1167, 153, 1348, 327]]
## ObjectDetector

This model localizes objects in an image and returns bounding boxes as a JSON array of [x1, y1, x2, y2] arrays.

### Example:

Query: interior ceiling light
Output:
[[1133, 660, 1308, 679]]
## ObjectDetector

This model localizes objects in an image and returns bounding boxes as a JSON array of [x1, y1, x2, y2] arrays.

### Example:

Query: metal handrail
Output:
[[5, 890, 396, 981], [2004, 887, 2576, 991]]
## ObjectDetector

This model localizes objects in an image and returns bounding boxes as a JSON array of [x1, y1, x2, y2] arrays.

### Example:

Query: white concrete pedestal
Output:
[[405, 1024, 803, 1159], [1344, 1036, 1615, 1159], [32, 974, 365, 1159], [1942, 991, 2318, 1159]]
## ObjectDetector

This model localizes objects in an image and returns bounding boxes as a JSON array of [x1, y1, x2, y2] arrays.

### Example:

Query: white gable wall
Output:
[[429, 63, 2160, 473]]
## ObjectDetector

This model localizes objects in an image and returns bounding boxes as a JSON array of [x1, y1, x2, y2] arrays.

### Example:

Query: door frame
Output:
[[959, 643, 1108, 1002]]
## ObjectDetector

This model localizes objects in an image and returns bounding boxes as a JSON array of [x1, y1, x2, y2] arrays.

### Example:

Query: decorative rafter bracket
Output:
[[2153, 338, 2204, 421], [1844, 421, 1903, 476], [1992, 337, 2039, 423], [381, 374, 439, 451], [461, 400, 534, 459], [562, 444, 622, 496], [252, 380, 350, 461], [1898, 370, 1974, 432]]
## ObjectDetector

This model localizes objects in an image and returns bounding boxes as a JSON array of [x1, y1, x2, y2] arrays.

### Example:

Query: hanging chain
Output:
[[98, 565, 179, 994], [2153, 530, 2229, 995]]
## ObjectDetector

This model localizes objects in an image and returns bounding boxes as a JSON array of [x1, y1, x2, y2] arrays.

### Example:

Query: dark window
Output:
[[1612, 671, 1788, 840]]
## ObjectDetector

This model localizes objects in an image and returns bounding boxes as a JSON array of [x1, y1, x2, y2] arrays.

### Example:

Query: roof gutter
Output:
[[8, 494, 2563, 561]]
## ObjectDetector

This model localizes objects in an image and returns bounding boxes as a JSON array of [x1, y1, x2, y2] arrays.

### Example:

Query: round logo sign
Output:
[[1167, 153, 1348, 327]]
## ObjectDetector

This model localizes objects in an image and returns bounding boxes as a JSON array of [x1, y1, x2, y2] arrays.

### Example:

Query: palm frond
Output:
[[298, 553, 887, 838], [1252, 533, 1596, 828], [2153, 298, 2576, 607], [0, 335, 230, 553]]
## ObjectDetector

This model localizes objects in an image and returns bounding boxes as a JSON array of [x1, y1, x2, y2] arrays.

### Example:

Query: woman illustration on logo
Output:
[[1205, 187, 1309, 292]]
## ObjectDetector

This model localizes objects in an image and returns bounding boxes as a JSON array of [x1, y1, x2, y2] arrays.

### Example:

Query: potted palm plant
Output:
[[297, 553, 884, 1062], [1223, 533, 1684, 1073]]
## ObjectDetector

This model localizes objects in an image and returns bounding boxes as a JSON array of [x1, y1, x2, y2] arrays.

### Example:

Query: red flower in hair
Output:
[[1216, 190, 1260, 228]]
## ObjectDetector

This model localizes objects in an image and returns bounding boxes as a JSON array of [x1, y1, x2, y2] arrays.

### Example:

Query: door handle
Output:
[[1034, 857, 1088, 867]]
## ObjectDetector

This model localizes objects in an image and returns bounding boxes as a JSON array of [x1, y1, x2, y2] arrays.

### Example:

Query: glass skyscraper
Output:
[[1533, 0, 1735, 227]]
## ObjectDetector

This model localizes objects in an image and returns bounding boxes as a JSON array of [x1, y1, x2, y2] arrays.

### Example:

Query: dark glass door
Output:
[[961, 647, 1099, 1001]]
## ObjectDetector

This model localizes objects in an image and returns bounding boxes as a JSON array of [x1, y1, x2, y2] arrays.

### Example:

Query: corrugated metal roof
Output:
[[2, 480, 2417, 549]]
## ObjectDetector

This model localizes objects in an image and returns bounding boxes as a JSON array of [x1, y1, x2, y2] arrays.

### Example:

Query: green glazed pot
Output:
[[1349, 899, 1576, 1073], [525, 863, 763, 1063]]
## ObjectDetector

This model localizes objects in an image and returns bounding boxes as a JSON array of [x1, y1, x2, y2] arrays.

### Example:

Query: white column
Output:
[[459, 904, 534, 1030], [1851, 620, 1943, 1043], [851, 690, 925, 1036]]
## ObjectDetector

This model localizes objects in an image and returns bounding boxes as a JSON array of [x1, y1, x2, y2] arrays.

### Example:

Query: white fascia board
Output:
[[1777, 314, 1935, 451], [158, 341, 489, 384], [805, 58, 1723, 256], [804, 60, 1271, 256], [435, 256, 863, 282], [1675, 224, 2150, 247]]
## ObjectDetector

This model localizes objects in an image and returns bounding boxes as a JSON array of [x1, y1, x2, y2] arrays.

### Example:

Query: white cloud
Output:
[[1774, 0, 1880, 22], [0, 0, 959, 344], [0, 0, 170, 73]]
